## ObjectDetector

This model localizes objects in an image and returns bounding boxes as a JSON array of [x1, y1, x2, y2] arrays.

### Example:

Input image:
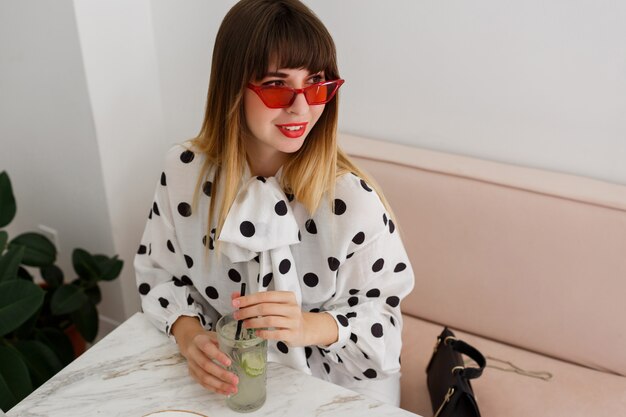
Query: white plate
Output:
[[142, 411, 209, 417]]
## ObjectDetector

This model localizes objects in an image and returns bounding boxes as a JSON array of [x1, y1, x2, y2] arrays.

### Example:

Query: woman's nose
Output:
[[286, 90, 310, 115]]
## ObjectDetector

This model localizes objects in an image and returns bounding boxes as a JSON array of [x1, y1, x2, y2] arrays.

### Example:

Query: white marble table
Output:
[[8, 313, 420, 417]]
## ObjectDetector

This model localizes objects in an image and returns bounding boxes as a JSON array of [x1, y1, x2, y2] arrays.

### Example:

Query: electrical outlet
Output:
[[38, 224, 60, 251]]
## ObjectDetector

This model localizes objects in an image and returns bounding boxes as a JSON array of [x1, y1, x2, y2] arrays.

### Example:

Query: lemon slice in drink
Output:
[[241, 350, 265, 377]]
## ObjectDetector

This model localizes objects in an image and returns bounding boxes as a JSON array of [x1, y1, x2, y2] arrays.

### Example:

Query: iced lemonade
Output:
[[216, 315, 267, 413]]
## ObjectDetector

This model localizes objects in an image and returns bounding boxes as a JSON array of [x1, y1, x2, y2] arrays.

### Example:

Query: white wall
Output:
[[0, 0, 123, 329], [152, 0, 626, 185], [2, 0, 625, 334]]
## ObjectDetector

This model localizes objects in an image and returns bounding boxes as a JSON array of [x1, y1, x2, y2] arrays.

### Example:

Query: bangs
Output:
[[248, 5, 337, 81]]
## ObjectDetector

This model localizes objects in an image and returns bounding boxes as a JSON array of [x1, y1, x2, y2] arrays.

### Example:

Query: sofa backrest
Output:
[[341, 133, 626, 376]]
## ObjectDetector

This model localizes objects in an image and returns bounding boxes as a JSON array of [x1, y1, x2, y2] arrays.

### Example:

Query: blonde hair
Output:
[[190, 0, 393, 253]]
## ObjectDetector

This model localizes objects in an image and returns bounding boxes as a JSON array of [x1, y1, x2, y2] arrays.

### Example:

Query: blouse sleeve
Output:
[[134, 146, 219, 340], [319, 205, 414, 381]]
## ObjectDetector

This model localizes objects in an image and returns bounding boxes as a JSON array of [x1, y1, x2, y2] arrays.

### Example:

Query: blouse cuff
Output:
[[165, 310, 207, 343], [318, 311, 352, 352]]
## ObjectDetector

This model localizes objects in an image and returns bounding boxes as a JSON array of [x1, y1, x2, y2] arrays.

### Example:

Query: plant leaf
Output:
[[0, 244, 25, 282], [71, 300, 99, 343], [0, 345, 33, 411], [13, 340, 63, 389], [0, 230, 8, 253], [40, 264, 64, 287], [84, 284, 102, 305], [9, 233, 56, 267], [0, 280, 45, 337], [72, 249, 100, 280], [36, 328, 75, 367], [94, 255, 123, 281], [0, 171, 17, 228], [17, 266, 34, 282], [50, 284, 88, 316]]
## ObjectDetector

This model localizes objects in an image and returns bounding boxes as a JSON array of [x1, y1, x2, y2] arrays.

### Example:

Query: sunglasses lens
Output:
[[259, 87, 295, 108], [305, 81, 338, 105]]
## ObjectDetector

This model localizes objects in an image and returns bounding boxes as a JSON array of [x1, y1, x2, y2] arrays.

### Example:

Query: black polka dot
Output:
[[286, 192, 295, 202], [205, 286, 219, 299], [349, 289, 359, 295], [180, 150, 194, 163], [240, 221, 255, 237], [160, 172, 167, 186], [187, 294, 194, 305], [371, 323, 383, 338], [389, 219, 395, 234], [256, 176, 266, 183], [228, 269, 241, 283], [337, 355, 343, 364], [184, 255, 194, 268], [360, 179, 373, 192], [372, 258, 384, 272], [363, 369, 377, 379], [305, 219, 317, 234], [254, 255, 260, 263], [202, 235, 207, 246], [181, 275, 192, 286], [346, 312, 357, 319], [394, 263, 407, 273], [148, 243, 152, 255], [337, 314, 349, 327], [274, 200, 288, 216], [363, 351, 370, 359], [354, 377, 362, 381], [279, 259, 291, 274], [158, 297, 169, 308], [167, 240, 175, 253], [138, 283, 150, 295], [208, 237, 214, 250], [153, 202, 160, 216], [348, 297, 359, 307], [386, 296, 400, 307], [352, 232, 365, 244], [298, 230, 302, 241], [383, 213, 388, 225], [148, 209, 152, 219], [172, 276, 183, 287], [324, 363, 331, 374], [178, 202, 192, 217], [346, 252, 354, 259], [277, 341, 289, 354], [262, 273, 273, 287], [305, 346, 312, 358], [137, 245, 147, 255], [198, 314, 206, 327], [328, 257, 340, 271], [165, 324, 170, 334], [202, 181, 212, 197], [366, 288, 380, 298], [333, 199, 346, 215], [350, 333, 358, 344], [390, 316, 396, 326]]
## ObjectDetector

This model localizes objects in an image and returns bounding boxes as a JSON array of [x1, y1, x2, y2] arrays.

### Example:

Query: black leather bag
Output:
[[426, 327, 486, 417]]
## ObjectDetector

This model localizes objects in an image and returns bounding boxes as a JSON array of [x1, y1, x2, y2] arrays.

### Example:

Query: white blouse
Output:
[[134, 143, 415, 405]]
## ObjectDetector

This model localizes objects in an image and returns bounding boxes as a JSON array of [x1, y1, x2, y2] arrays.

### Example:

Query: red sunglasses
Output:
[[247, 79, 345, 109]]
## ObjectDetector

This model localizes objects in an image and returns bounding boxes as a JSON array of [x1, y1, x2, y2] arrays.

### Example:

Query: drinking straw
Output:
[[235, 282, 246, 340]]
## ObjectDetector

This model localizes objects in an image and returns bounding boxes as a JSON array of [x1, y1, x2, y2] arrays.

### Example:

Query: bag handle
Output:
[[445, 335, 486, 379]]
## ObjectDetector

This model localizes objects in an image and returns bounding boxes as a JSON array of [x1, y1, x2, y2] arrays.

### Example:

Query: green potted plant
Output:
[[0, 170, 124, 411]]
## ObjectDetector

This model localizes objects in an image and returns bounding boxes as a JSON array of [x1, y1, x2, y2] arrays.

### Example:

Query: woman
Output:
[[135, 0, 414, 406]]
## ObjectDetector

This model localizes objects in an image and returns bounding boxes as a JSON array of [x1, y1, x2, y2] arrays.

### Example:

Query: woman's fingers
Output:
[[243, 315, 294, 330], [234, 302, 298, 321], [233, 290, 296, 308], [193, 333, 231, 367], [185, 333, 239, 395], [189, 360, 236, 395]]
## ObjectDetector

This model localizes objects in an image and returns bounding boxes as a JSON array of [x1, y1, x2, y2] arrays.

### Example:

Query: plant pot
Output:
[[64, 324, 87, 357]]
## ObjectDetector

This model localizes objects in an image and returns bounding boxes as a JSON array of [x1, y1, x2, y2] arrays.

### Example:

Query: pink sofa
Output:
[[341, 133, 626, 417]]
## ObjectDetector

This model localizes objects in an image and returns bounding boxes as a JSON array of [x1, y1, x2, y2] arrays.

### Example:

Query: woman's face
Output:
[[243, 66, 326, 166]]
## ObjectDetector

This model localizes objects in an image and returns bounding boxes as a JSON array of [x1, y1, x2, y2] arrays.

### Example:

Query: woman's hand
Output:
[[171, 316, 239, 396], [232, 291, 338, 347]]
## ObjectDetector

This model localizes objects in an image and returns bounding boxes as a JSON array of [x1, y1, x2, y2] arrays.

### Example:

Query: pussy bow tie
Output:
[[217, 169, 303, 304]]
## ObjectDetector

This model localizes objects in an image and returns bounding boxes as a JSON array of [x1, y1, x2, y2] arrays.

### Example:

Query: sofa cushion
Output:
[[400, 314, 626, 417]]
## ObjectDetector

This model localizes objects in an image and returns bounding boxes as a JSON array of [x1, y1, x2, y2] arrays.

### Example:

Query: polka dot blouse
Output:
[[134, 143, 415, 401]]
